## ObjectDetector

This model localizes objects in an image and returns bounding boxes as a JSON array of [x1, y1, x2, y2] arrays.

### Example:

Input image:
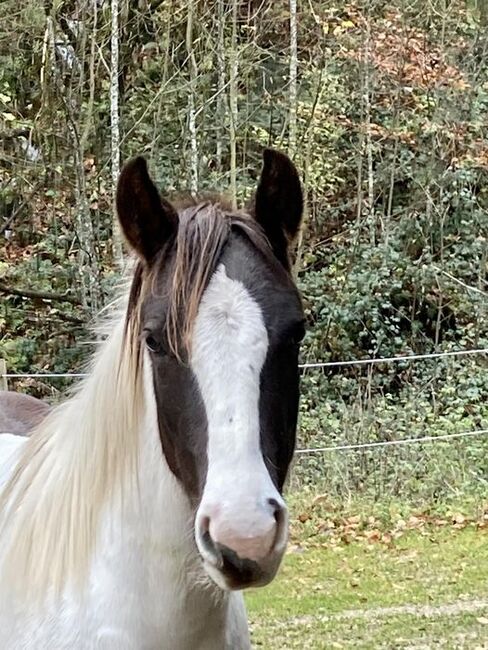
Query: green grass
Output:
[[246, 527, 488, 649]]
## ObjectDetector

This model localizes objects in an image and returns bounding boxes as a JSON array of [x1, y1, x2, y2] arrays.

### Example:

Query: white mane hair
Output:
[[0, 287, 145, 600]]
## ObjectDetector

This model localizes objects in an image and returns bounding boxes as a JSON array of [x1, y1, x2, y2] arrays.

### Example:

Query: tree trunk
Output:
[[480, 0, 488, 24], [111, 0, 124, 267], [216, 0, 226, 172], [186, 0, 199, 194], [363, 11, 376, 245], [229, 0, 238, 209], [289, 0, 298, 158]]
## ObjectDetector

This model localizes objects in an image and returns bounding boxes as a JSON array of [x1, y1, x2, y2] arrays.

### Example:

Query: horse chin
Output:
[[201, 551, 284, 592]]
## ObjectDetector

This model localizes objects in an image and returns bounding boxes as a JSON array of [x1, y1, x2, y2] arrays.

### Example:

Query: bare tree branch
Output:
[[0, 282, 82, 305]]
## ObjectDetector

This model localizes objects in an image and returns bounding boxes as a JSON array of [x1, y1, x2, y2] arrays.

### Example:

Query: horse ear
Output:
[[253, 149, 303, 269], [116, 157, 177, 263]]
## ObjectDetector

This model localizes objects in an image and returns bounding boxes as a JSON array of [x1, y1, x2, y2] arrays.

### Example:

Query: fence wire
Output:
[[2, 347, 487, 378], [2, 348, 487, 455], [294, 428, 488, 455], [299, 347, 488, 369]]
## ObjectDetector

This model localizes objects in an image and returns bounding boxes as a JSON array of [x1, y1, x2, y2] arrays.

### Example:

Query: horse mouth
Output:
[[199, 542, 285, 591]]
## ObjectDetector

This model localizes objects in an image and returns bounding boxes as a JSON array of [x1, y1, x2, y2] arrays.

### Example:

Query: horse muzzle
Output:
[[195, 495, 288, 590]]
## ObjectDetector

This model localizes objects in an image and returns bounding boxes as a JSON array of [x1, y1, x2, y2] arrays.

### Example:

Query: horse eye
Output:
[[145, 335, 163, 354]]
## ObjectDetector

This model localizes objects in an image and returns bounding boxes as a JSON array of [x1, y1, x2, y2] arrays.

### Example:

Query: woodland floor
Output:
[[246, 501, 488, 649]]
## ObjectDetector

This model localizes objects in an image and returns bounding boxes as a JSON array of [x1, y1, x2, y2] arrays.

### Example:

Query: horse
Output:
[[0, 391, 50, 435], [0, 148, 305, 649]]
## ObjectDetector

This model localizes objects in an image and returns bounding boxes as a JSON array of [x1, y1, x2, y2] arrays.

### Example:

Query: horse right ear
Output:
[[116, 157, 178, 263], [252, 149, 303, 270]]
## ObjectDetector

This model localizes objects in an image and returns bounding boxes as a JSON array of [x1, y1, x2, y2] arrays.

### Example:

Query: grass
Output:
[[246, 525, 488, 649]]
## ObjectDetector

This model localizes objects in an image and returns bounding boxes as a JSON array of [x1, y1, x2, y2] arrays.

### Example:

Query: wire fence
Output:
[[294, 428, 488, 455], [2, 347, 487, 378], [299, 347, 488, 369], [1, 347, 487, 456]]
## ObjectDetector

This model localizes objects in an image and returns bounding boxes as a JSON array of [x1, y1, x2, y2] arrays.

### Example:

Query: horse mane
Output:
[[0, 302, 144, 599], [0, 199, 272, 600]]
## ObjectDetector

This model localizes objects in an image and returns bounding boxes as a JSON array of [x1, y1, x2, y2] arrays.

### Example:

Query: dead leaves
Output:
[[337, 7, 469, 93], [290, 500, 488, 552]]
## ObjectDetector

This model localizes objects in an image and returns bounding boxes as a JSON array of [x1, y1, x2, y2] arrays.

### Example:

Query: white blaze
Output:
[[191, 264, 285, 561]]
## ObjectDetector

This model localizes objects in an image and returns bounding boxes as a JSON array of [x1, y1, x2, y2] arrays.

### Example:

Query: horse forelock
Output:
[[126, 201, 273, 362]]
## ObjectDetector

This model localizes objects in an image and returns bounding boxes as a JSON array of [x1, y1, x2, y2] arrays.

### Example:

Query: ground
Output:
[[246, 508, 488, 649]]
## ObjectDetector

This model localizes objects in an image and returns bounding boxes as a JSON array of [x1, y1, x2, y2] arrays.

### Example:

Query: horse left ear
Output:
[[253, 149, 304, 269], [116, 156, 178, 264]]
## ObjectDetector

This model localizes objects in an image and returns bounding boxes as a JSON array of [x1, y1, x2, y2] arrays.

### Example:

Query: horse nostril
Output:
[[200, 515, 210, 535], [267, 497, 284, 523], [198, 516, 224, 568]]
